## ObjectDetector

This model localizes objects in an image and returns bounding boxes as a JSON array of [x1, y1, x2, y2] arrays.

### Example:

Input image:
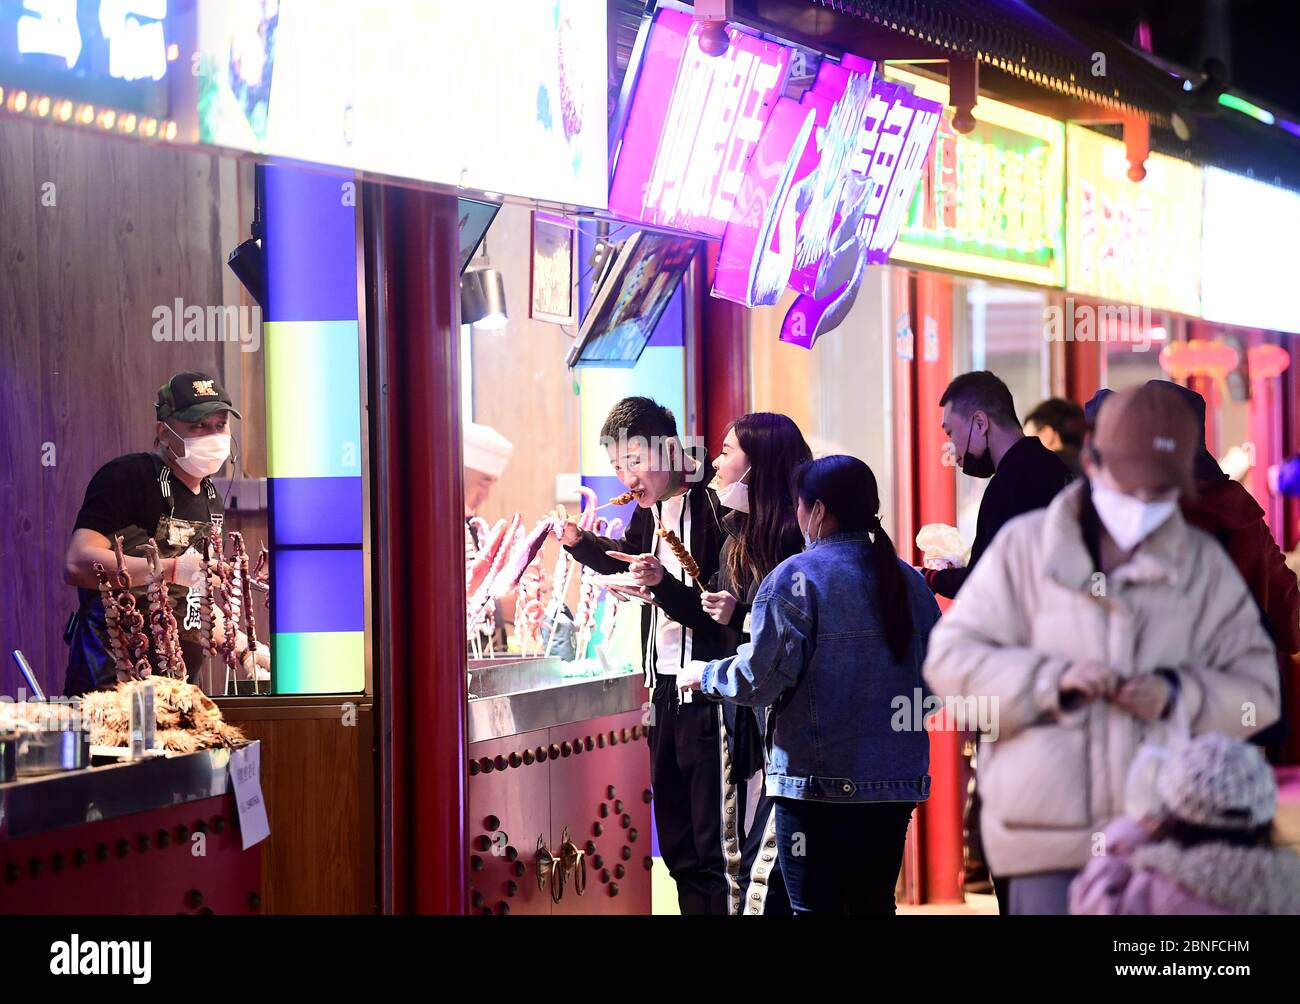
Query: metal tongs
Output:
[[11, 650, 46, 701]]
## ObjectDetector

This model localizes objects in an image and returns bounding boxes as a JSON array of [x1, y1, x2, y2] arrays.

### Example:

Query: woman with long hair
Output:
[[681, 455, 942, 914], [700, 413, 810, 915]]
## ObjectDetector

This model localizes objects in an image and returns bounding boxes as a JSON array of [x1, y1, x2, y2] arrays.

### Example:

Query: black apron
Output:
[[64, 463, 223, 696]]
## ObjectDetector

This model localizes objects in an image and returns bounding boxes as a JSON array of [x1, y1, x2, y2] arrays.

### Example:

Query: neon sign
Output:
[[2, 0, 172, 112], [889, 68, 1065, 287], [1066, 125, 1201, 316], [16, 0, 166, 80], [609, 9, 790, 235], [1201, 167, 1300, 335], [610, 10, 940, 348]]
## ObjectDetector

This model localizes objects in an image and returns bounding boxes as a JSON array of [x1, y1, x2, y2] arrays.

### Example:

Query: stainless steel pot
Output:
[[0, 731, 16, 784], [14, 726, 91, 776]]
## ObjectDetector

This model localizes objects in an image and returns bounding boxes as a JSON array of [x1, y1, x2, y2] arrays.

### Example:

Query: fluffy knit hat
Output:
[[1157, 733, 1277, 831]]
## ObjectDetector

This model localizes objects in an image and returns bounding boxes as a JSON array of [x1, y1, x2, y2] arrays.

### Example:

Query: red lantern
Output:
[[1248, 343, 1291, 380], [1159, 339, 1240, 380]]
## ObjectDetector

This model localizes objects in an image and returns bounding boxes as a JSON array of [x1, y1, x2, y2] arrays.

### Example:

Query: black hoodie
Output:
[[565, 480, 730, 686]]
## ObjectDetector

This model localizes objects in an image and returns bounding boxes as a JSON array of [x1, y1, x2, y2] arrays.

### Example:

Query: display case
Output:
[[0, 744, 262, 914], [466, 656, 651, 915]]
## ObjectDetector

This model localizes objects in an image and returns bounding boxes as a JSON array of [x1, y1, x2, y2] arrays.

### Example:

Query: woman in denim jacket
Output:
[[680, 455, 941, 914]]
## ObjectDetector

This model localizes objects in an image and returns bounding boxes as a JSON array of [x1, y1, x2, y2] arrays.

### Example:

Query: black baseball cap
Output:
[[155, 372, 242, 423]]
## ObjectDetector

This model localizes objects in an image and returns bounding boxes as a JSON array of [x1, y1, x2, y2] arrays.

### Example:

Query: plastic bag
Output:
[[915, 522, 969, 570]]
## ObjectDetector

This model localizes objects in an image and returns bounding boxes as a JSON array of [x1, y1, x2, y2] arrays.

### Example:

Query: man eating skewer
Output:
[[554, 396, 735, 916]]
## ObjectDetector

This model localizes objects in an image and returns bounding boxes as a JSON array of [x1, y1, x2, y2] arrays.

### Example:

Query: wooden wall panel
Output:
[[0, 119, 259, 699], [0, 120, 50, 691], [220, 702, 375, 915]]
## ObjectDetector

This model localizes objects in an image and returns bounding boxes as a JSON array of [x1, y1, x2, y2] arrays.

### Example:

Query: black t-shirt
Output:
[[75, 452, 216, 542], [72, 452, 222, 617], [66, 453, 222, 695]]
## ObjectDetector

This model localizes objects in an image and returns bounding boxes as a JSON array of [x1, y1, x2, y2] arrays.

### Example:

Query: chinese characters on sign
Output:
[[609, 9, 942, 349], [1066, 124, 1201, 317], [14, 0, 169, 82], [889, 68, 1066, 287], [610, 9, 790, 235]]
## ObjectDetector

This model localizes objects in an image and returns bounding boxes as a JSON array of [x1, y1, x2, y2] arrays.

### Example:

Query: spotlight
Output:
[[461, 267, 509, 330], [227, 238, 265, 308]]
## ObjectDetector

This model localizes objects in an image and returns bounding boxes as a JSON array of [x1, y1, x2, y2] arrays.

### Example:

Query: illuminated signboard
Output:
[[1201, 168, 1300, 334], [712, 56, 940, 347], [196, 0, 609, 207], [0, 0, 173, 113], [1066, 124, 1202, 316], [611, 10, 940, 348], [889, 68, 1065, 287], [608, 8, 790, 234]]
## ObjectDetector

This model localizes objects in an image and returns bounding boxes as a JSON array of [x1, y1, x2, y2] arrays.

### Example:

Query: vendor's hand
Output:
[[700, 589, 737, 625], [1060, 660, 1118, 703], [170, 548, 204, 587], [607, 551, 665, 587], [1112, 673, 1172, 722]]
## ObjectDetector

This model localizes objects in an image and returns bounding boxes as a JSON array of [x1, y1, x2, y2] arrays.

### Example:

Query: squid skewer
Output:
[[573, 517, 609, 658], [113, 535, 152, 681], [467, 513, 520, 640], [93, 561, 133, 680], [143, 539, 186, 679], [232, 533, 262, 695]]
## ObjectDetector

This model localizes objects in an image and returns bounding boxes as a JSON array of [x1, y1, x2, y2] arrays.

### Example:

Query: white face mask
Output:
[[168, 428, 232, 478], [715, 467, 751, 514], [802, 506, 823, 550], [1091, 482, 1178, 551]]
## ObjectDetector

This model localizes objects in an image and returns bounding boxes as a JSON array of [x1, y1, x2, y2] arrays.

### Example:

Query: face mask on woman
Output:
[[802, 507, 824, 550], [716, 468, 751, 514], [167, 426, 232, 478], [1090, 481, 1178, 551]]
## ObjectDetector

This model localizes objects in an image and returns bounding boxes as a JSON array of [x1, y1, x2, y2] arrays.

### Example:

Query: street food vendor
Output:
[[62, 371, 245, 696], [464, 421, 515, 648], [464, 421, 514, 525]]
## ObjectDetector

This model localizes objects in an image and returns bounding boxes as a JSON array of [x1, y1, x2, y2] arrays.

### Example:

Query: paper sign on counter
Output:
[[229, 743, 271, 850]]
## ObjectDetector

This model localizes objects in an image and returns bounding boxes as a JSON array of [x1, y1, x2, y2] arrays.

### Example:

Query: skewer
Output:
[[592, 490, 638, 513], [656, 527, 702, 585]]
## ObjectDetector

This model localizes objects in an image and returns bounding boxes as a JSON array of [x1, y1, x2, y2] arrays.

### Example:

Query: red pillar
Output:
[[701, 242, 748, 449], [913, 272, 964, 904], [374, 185, 469, 914]]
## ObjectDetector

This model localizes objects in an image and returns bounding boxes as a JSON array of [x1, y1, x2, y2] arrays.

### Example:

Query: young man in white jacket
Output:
[[923, 383, 1280, 915]]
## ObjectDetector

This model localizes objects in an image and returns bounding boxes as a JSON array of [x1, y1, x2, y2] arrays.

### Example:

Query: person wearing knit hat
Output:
[[924, 381, 1280, 915], [1088, 382, 1300, 751], [464, 421, 514, 518], [1071, 734, 1300, 914]]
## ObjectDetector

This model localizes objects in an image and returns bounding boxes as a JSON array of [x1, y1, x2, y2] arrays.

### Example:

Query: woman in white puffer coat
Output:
[[923, 384, 1280, 914]]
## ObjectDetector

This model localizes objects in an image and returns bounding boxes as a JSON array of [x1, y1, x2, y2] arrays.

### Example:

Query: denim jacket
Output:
[[700, 530, 940, 803]]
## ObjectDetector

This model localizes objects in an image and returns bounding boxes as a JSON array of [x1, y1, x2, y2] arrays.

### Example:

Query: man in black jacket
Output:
[[928, 370, 1072, 913], [555, 397, 736, 915], [927, 371, 1072, 598]]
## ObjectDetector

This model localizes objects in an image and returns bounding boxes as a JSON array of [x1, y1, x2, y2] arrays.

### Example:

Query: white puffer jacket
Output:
[[924, 480, 1280, 878]]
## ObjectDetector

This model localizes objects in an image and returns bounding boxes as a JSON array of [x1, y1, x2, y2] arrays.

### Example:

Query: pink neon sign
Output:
[[609, 9, 790, 236], [609, 9, 940, 348]]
